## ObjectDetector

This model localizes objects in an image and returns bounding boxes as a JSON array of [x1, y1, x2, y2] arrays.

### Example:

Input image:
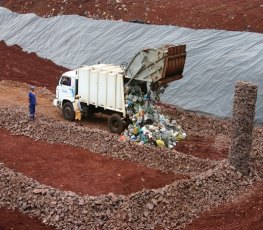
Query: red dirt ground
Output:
[[0, 41, 67, 91], [1, 0, 262, 33], [0, 208, 54, 230], [175, 135, 229, 160], [0, 129, 185, 196], [185, 182, 263, 230]]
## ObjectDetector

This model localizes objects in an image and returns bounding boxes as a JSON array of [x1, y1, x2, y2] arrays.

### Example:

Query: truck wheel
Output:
[[62, 102, 75, 121], [84, 105, 94, 118], [108, 114, 125, 134]]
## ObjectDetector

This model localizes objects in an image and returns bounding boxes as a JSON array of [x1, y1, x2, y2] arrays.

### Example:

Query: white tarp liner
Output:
[[0, 7, 262, 123]]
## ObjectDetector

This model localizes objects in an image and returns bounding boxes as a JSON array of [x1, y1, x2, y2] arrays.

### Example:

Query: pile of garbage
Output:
[[122, 84, 186, 148]]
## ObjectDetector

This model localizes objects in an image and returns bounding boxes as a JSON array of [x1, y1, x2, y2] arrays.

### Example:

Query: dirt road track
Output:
[[0, 80, 111, 131]]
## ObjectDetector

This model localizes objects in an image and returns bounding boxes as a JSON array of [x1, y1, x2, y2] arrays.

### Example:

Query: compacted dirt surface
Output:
[[1, 0, 262, 33], [0, 1, 263, 229]]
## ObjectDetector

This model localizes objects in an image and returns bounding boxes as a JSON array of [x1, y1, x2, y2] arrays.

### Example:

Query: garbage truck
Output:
[[53, 44, 187, 133]]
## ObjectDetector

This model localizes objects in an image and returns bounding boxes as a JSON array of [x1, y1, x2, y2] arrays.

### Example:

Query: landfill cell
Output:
[[0, 128, 188, 196]]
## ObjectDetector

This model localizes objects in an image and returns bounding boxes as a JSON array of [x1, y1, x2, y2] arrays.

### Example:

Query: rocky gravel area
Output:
[[0, 163, 126, 230], [160, 105, 263, 179], [0, 105, 262, 229], [0, 158, 260, 229], [0, 106, 218, 176]]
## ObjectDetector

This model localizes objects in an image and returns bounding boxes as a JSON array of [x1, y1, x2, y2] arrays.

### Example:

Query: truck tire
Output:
[[62, 102, 75, 121], [83, 105, 94, 119], [108, 114, 124, 134]]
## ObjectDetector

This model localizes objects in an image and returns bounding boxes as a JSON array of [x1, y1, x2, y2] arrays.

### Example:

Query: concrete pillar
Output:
[[228, 81, 258, 175]]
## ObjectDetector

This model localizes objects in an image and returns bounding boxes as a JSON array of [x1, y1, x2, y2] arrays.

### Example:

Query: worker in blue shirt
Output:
[[28, 85, 37, 120]]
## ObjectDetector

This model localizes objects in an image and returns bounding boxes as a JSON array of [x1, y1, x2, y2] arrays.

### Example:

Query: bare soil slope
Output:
[[1, 0, 262, 33], [0, 41, 67, 91]]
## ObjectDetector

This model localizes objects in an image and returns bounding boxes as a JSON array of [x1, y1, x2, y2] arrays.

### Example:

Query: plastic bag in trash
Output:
[[156, 139, 165, 147], [123, 82, 186, 148]]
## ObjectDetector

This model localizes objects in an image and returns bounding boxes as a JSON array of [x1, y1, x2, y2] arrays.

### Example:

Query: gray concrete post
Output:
[[228, 81, 258, 175]]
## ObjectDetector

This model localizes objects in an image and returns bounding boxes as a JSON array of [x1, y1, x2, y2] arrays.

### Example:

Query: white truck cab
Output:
[[54, 70, 77, 109]]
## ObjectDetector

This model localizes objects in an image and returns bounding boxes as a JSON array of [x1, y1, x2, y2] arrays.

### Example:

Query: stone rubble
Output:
[[0, 106, 217, 176], [228, 81, 258, 175], [0, 105, 262, 229], [0, 159, 259, 229]]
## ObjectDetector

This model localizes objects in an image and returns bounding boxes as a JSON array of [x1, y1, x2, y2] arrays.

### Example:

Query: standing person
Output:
[[28, 85, 37, 120], [73, 95, 83, 125]]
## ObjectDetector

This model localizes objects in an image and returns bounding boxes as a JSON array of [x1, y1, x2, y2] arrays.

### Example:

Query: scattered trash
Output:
[[122, 83, 186, 148]]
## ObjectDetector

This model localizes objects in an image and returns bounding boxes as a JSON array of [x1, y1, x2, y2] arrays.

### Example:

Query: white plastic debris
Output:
[[122, 84, 186, 148]]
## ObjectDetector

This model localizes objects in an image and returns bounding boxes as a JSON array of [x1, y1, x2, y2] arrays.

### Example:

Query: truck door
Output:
[[59, 76, 75, 101]]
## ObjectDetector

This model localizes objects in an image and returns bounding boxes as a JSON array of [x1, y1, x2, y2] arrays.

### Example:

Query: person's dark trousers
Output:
[[29, 104, 36, 120]]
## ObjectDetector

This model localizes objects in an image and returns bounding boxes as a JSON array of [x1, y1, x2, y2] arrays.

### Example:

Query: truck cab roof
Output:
[[62, 70, 77, 78]]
